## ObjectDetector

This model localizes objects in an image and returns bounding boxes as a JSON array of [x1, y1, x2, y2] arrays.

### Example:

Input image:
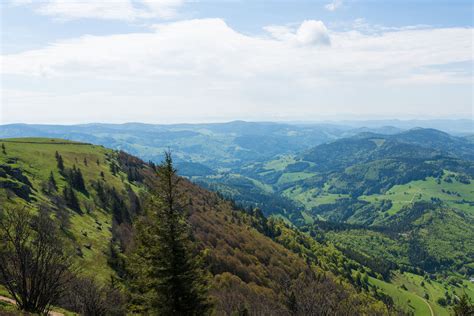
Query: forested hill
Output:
[[0, 138, 389, 315], [303, 128, 474, 167]]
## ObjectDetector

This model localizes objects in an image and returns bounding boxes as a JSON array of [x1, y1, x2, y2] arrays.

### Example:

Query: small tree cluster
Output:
[[63, 185, 81, 213], [64, 165, 88, 194], [42, 171, 58, 194]]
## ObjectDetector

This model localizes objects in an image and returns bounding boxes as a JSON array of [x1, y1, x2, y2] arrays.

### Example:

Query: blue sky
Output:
[[1, 0, 473, 124]]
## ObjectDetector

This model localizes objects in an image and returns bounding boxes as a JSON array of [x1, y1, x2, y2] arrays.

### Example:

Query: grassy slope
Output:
[[0, 138, 119, 282], [263, 155, 296, 171], [370, 275, 431, 315], [360, 173, 474, 216], [371, 272, 474, 316]]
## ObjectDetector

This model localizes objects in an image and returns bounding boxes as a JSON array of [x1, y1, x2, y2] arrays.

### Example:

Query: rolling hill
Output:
[[190, 128, 474, 314], [1, 125, 473, 315], [0, 138, 390, 315]]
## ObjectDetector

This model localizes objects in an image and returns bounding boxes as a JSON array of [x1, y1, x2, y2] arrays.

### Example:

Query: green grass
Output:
[[385, 272, 474, 316], [246, 176, 274, 194], [283, 186, 349, 210], [263, 155, 296, 171], [301, 211, 314, 224], [359, 173, 474, 215], [0, 138, 135, 283], [370, 274, 431, 315], [393, 273, 448, 316], [277, 172, 313, 186], [0, 301, 17, 314], [0, 285, 10, 298], [1, 138, 86, 144]]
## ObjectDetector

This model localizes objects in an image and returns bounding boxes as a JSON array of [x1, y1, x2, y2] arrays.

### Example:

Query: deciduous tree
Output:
[[0, 206, 76, 313]]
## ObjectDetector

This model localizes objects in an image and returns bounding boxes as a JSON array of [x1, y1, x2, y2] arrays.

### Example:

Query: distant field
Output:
[[360, 172, 474, 215], [277, 172, 314, 185], [263, 155, 296, 171], [283, 186, 349, 210], [370, 275, 431, 315], [371, 272, 474, 316]]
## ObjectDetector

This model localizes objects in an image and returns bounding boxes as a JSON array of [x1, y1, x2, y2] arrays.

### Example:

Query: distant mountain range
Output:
[[1, 120, 473, 314], [1, 120, 472, 170]]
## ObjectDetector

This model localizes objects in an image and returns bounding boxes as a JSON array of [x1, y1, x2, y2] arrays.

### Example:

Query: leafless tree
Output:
[[59, 276, 126, 316], [0, 206, 77, 313]]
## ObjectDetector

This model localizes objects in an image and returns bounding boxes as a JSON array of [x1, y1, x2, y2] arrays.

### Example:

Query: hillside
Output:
[[0, 138, 389, 315], [188, 129, 474, 314]]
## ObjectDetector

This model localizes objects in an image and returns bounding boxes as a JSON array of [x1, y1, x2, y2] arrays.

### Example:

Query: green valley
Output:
[[1, 123, 473, 315]]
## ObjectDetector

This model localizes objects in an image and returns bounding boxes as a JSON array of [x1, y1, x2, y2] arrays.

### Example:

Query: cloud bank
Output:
[[10, 0, 184, 20], [1, 19, 472, 123]]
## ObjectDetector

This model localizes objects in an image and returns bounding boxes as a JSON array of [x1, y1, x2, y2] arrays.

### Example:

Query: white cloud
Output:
[[262, 25, 294, 42], [325, 0, 343, 11], [296, 20, 331, 46], [3, 19, 470, 80], [265, 20, 330, 46], [1, 19, 473, 123], [9, 0, 184, 20]]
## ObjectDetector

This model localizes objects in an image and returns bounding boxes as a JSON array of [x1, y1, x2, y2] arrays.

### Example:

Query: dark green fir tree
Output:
[[128, 151, 211, 315]]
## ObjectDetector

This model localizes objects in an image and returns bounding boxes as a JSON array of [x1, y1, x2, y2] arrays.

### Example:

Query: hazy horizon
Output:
[[1, 118, 473, 136], [1, 117, 473, 125]]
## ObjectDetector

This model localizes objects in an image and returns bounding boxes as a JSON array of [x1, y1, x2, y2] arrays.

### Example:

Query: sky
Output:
[[0, 0, 473, 124]]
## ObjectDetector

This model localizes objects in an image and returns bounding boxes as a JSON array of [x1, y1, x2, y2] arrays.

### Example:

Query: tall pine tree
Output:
[[128, 151, 211, 315], [48, 171, 57, 192], [453, 293, 474, 316], [55, 151, 64, 172], [63, 185, 81, 213]]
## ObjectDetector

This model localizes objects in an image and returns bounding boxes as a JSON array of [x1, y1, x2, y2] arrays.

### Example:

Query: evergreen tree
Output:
[[93, 180, 107, 208], [110, 162, 118, 176], [63, 185, 81, 213], [1, 143, 6, 155], [55, 151, 64, 171], [48, 171, 57, 192], [453, 293, 474, 316], [83, 157, 88, 166], [65, 165, 87, 193], [128, 151, 211, 315], [75, 167, 87, 193]]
